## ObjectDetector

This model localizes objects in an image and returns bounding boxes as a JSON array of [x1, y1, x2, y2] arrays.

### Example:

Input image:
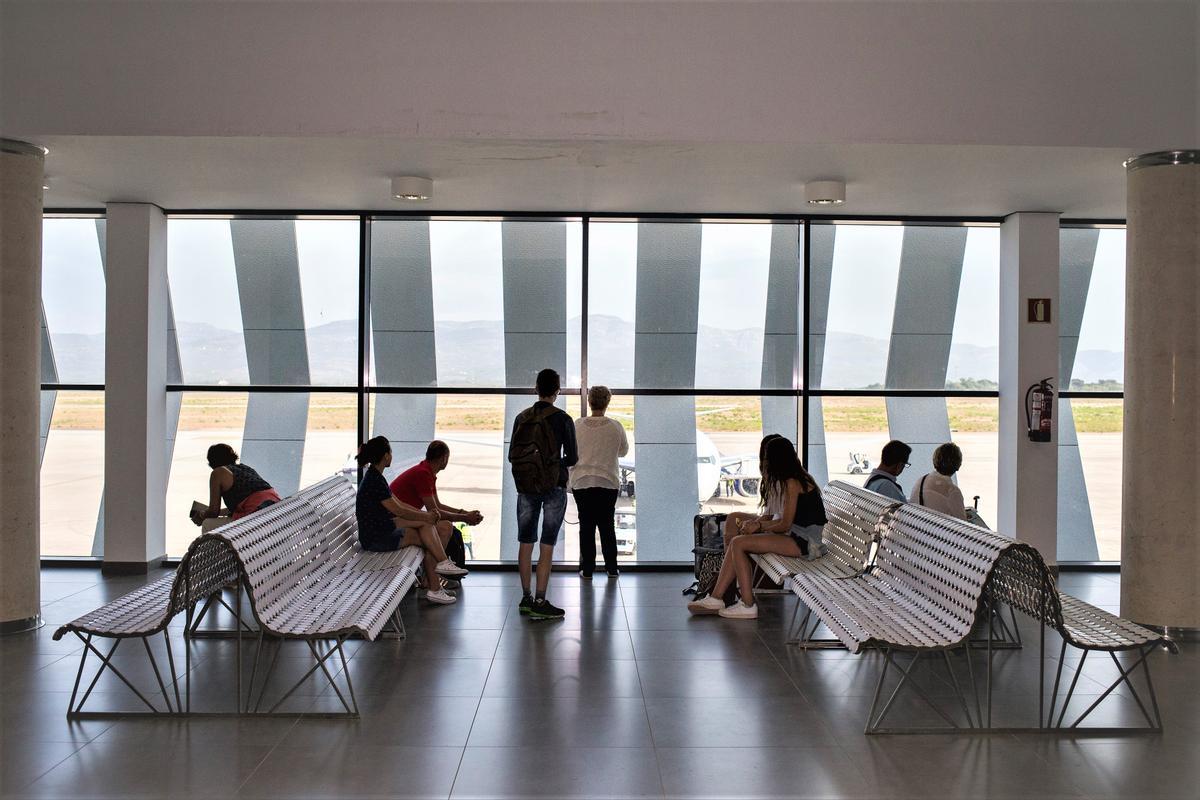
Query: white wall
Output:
[[2, 1, 1195, 149]]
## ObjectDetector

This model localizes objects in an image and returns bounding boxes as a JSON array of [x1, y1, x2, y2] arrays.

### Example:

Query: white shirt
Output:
[[569, 416, 630, 491], [910, 472, 967, 520]]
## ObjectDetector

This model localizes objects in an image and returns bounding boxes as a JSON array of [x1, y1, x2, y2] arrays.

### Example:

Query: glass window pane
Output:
[[695, 223, 773, 389], [820, 224, 903, 389], [814, 397, 891, 487], [1060, 397, 1123, 562], [429, 221, 505, 386], [370, 219, 580, 389], [295, 220, 360, 386], [946, 398, 999, 525], [947, 227, 1000, 388], [586, 221, 638, 387], [368, 393, 505, 561], [298, 393, 359, 490], [168, 220, 250, 384], [42, 218, 106, 384], [812, 396, 998, 524], [40, 390, 105, 556], [165, 392, 247, 556], [1076, 230, 1125, 390], [1074, 398, 1122, 561]]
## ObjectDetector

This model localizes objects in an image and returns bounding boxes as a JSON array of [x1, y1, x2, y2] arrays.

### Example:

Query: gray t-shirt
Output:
[[864, 469, 906, 502]]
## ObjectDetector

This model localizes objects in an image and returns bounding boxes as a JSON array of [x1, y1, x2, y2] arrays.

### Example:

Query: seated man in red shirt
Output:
[[389, 440, 484, 575]]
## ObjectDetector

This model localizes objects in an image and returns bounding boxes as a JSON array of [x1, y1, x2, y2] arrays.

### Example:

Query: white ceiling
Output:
[[39, 136, 1130, 218]]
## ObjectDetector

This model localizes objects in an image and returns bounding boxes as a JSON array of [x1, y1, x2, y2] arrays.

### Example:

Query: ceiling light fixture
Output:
[[391, 176, 433, 202], [805, 179, 846, 206]]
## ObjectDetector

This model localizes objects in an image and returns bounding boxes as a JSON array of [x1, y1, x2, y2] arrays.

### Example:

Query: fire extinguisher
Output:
[[1025, 378, 1054, 442]]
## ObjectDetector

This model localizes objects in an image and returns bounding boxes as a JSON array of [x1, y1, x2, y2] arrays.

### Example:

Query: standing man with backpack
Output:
[[509, 368, 578, 620]]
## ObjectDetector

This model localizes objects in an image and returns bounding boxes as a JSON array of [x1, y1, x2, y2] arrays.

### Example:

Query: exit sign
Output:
[[1028, 298, 1052, 323]]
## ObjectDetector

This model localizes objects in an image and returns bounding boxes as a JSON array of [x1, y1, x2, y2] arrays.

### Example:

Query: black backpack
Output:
[[509, 405, 561, 494]]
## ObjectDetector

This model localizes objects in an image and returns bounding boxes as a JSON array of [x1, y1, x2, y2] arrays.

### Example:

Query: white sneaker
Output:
[[687, 595, 726, 615], [425, 588, 457, 605], [718, 601, 758, 620], [435, 559, 468, 578]]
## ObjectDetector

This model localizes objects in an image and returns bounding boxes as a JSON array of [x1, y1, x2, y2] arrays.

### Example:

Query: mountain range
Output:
[[45, 317, 1124, 389]]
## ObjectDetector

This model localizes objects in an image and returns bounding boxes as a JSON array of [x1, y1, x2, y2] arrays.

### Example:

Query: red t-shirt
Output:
[[389, 461, 437, 510]]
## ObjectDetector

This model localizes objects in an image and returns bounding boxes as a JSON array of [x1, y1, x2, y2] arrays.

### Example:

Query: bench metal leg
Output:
[[253, 638, 284, 714], [784, 602, 846, 650], [266, 636, 357, 716], [69, 634, 163, 716], [381, 609, 406, 640], [142, 637, 173, 714], [866, 649, 964, 734], [244, 630, 265, 713], [163, 630, 182, 714], [1064, 644, 1162, 730]]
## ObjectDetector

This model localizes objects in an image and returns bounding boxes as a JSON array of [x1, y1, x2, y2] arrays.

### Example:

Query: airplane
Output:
[[608, 409, 757, 504]]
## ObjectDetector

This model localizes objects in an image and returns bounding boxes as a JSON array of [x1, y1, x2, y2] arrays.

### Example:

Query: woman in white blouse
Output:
[[910, 442, 968, 519], [570, 386, 630, 578]]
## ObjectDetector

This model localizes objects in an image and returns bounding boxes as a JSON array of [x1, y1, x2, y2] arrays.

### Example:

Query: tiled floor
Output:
[[1, 568, 1196, 799]]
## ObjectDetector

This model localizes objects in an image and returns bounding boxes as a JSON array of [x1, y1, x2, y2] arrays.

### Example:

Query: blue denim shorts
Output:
[[517, 487, 568, 546]]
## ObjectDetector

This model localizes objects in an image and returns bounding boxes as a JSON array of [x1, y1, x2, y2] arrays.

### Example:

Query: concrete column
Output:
[[1122, 151, 1200, 633], [103, 203, 168, 573], [0, 139, 45, 632], [998, 212, 1060, 565]]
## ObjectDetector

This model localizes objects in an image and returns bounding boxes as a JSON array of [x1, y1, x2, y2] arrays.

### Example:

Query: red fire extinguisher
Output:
[[1025, 378, 1054, 442]]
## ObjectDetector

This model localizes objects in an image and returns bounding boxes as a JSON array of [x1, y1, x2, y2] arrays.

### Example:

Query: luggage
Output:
[[446, 524, 468, 569], [683, 513, 728, 597]]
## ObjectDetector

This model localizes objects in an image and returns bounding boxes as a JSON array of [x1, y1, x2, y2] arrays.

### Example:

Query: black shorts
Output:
[[361, 527, 405, 552]]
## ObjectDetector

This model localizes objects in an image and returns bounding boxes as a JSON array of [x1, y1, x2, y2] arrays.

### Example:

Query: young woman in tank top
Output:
[[688, 437, 828, 620]]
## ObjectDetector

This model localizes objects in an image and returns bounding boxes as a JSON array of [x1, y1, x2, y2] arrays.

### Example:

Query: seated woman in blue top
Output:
[[688, 437, 828, 621], [355, 436, 467, 606]]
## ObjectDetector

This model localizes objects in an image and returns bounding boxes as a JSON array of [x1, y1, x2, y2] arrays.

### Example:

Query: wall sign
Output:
[[1027, 298, 1052, 323]]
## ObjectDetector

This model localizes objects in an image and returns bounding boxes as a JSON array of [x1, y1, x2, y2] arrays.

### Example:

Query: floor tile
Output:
[[466, 695, 653, 747], [449, 746, 663, 799], [644, 695, 837, 747], [657, 746, 876, 799], [635, 658, 800, 698], [482, 657, 643, 698], [238, 743, 461, 799]]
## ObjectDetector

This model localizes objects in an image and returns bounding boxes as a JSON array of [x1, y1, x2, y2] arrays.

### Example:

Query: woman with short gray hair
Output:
[[570, 386, 629, 578], [909, 442, 968, 519]]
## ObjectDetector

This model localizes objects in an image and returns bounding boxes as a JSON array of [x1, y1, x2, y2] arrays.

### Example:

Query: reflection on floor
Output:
[[2, 568, 1195, 799]]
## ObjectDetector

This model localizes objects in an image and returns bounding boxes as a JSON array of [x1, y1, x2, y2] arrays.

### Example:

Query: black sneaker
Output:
[[518, 594, 533, 615], [606, 569, 620, 579], [528, 598, 566, 620], [579, 571, 593, 581]]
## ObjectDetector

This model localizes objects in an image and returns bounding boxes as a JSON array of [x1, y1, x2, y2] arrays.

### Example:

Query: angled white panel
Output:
[[499, 222, 568, 558], [231, 220, 310, 385], [806, 223, 836, 484], [1057, 229, 1102, 562], [885, 226, 968, 389], [760, 223, 800, 444], [230, 221, 310, 495], [240, 392, 309, 496]]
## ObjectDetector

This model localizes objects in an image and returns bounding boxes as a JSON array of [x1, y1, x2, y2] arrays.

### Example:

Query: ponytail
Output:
[[356, 436, 391, 467]]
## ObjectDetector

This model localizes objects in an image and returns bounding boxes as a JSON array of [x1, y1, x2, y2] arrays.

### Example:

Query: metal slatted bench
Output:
[[54, 475, 423, 718], [778, 496, 1174, 733], [752, 481, 895, 588], [53, 537, 239, 716], [981, 538, 1176, 731]]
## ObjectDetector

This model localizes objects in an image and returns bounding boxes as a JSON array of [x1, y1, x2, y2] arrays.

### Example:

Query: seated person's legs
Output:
[[722, 512, 757, 547]]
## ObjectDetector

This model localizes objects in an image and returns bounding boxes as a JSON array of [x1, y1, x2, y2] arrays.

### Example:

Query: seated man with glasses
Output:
[[863, 439, 911, 502]]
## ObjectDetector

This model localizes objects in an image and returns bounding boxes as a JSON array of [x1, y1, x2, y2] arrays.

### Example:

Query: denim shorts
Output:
[[517, 487, 568, 546]]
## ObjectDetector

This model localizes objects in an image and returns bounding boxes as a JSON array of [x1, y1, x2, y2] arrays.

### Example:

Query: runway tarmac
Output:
[[40, 429, 1122, 562]]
